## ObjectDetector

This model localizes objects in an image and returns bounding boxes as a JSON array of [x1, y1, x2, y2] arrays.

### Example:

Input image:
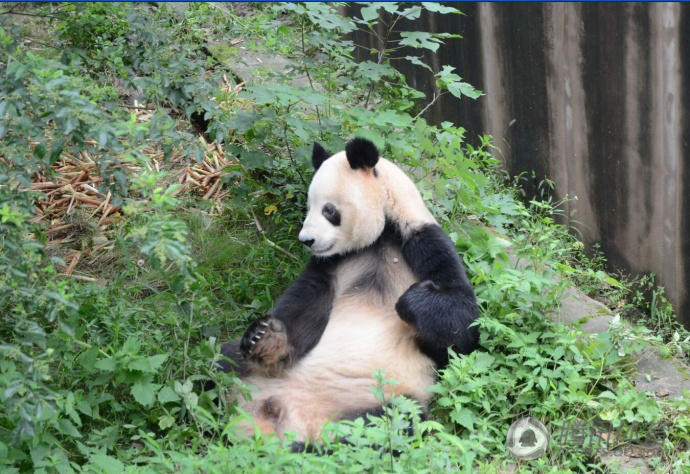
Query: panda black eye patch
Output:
[[322, 203, 341, 226]]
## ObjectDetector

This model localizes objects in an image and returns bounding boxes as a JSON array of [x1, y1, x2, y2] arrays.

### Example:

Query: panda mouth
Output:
[[311, 243, 335, 255]]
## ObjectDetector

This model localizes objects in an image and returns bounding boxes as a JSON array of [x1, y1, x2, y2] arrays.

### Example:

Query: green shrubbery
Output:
[[1, 3, 688, 472]]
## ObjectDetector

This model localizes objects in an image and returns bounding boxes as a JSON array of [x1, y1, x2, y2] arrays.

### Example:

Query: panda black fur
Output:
[[220, 138, 479, 442]]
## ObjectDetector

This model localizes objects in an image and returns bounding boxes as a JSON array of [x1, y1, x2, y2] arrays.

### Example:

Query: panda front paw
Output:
[[395, 280, 441, 325], [240, 317, 292, 374]]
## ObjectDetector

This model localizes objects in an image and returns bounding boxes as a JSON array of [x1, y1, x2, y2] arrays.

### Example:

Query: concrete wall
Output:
[[352, 3, 690, 324]]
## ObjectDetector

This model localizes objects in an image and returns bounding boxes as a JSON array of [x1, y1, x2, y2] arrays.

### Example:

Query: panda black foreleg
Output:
[[396, 224, 480, 367], [396, 281, 479, 366], [238, 257, 334, 376]]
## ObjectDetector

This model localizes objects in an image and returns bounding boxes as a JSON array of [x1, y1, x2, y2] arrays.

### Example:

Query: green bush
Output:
[[0, 3, 684, 472]]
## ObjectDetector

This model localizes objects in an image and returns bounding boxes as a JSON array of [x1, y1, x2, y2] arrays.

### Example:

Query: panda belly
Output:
[[236, 245, 436, 441], [239, 302, 435, 441]]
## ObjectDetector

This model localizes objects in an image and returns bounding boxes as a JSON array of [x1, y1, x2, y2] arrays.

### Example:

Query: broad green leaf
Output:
[[403, 56, 433, 72], [94, 358, 117, 372], [89, 453, 124, 474], [422, 3, 463, 15], [128, 354, 168, 373], [57, 418, 81, 437], [399, 5, 422, 19], [360, 4, 380, 22], [472, 352, 495, 372], [452, 408, 475, 431], [399, 31, 442, 52], [447, 80, 482, 100], [131, 381, 161, 407], [159, 415, 175, 430], [158, 386, 181, 404]]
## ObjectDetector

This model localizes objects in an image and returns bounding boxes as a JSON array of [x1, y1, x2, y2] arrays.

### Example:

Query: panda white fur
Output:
[[220, 138, 479, 445]]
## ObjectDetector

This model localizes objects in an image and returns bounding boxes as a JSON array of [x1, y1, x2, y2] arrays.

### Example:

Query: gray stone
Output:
[[552, 285, 690, 399], [599, 451, 655, 474], [552, 286, 612, 331], [634, 349, 690, 399], [548, 283, 690, 471]]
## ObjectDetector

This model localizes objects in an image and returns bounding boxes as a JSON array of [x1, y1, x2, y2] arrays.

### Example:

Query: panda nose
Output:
[[300, 237, 315, 248]]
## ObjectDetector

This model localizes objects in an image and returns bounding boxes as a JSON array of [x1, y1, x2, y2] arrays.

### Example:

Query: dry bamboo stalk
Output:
[[97, 192, 111, 224], [46, 223, 73, 234], [212, 181, 223, 200], [202, 160, 215, 173], [60, 273, 98, 282], [202, 172, 221, 186], [90, 240, 113, 253], [30, 182, 59, 190], [202, 179, 220, 200], [66, 192, 77, 214], [73, 194, 101, 206], [188, 171, 206, 181], [65, 251, 82, 275], [99, 205, 113, 225], [89, 199, 105, 218], [80, 183, 103, 195], [45, 197, 71, 212], [70, 170, 87, 184]]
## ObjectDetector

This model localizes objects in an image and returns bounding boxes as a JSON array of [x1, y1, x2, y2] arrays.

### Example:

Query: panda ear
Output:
[[312, 142, 331, 170], [345, 138, 379, 170]]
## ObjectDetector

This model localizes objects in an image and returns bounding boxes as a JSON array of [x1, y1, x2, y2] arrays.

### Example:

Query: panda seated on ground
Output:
[[220, 137, 479, 445]]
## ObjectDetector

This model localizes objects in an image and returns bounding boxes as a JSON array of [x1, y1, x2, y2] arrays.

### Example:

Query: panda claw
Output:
[[259, 321, 269, 327]]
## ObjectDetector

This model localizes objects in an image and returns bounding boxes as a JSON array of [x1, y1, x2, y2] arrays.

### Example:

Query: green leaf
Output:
[[44, 290, 79, 310], [98, 130, 108, 150], [472, 352, 495, 372], [94, 358, 117, 372], [399, 5, 422, 20], [604, 276, 623, 288], [128, 354, 168, 373], [360, 4, 381, 22], [422, 3, 463, 15], [403, 56, 433, 72], [447, 80, 482, 100], [486, 234, 511, 259], [33, 144, 46, 160], [157, 386, 181, 404], [57, 418, 81, 438], [399, 31, 442, 52], [158, 415, 175, 430], [131, 381, 161, 407], [453, 408, 475, 431], [89, 453, 124, 474], [78, 347, 99, 371], [597, 390, 617, 400]]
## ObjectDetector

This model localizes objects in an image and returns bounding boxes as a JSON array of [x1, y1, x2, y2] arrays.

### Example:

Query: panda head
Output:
[[298, 138, 386, 257]]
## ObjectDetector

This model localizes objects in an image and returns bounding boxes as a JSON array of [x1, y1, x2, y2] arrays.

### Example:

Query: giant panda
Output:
[[220, 137, 479, 444]]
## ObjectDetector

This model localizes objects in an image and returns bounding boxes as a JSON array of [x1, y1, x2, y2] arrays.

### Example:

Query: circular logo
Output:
[[506, 417, 550, 460]]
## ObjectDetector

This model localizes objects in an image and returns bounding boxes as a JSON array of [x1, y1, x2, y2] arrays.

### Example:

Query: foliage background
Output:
[[1, 3, 689, 472]]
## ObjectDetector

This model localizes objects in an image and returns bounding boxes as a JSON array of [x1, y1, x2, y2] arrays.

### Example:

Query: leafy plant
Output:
[[0, 3, 683, 472]]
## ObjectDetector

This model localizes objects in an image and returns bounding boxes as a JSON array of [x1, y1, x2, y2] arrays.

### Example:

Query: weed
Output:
[[0, 3, 686, 472]]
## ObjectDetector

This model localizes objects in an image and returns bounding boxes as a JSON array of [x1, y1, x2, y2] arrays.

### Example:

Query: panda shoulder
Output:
[[376, 158, 436, 237]]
